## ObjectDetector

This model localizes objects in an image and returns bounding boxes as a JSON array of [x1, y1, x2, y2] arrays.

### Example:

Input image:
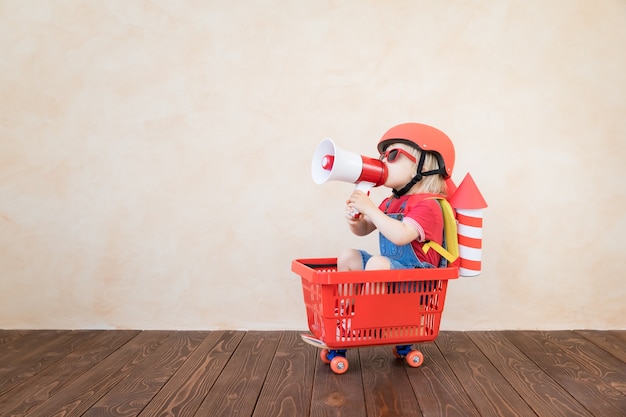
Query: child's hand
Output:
[[346, 190, 377, 218], [344, 204, 362, 224], [344, 191, 378, 236]]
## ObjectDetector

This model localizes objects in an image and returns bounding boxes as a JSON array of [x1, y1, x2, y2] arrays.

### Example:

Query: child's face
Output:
[[380, 142, 418, 189]]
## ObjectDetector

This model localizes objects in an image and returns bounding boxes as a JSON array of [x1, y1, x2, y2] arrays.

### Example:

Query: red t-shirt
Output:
[[379, 194, 444, 266]]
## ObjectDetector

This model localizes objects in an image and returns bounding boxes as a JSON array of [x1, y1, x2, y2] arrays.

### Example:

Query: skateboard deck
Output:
[[300, 333, 329, 349]]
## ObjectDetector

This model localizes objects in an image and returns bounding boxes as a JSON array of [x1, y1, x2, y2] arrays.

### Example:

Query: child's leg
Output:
[[337, 248, 366, 271], [364, 255, 392, 270]]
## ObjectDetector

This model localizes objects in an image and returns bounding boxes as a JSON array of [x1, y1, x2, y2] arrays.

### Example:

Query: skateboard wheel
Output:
[[406, 350, 424, 368], [330, 356, 349, 374], [393, 345, 412, 358], [320, 349, 331, 364], [392, 347, 403, 358]]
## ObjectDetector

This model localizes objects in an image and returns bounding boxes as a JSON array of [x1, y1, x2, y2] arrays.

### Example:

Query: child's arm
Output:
[[347, 191, 419, 245], [364, 209, 419, 245]]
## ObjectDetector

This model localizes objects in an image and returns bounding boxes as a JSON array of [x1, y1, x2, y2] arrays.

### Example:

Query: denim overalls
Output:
[[359, 199, 437, 270]]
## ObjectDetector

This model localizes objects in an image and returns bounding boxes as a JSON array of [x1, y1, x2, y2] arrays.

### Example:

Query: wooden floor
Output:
[[0, 330, 624, 417]]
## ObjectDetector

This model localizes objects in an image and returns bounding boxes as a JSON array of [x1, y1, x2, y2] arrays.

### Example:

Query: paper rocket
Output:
[[448, 173, 487, 277]]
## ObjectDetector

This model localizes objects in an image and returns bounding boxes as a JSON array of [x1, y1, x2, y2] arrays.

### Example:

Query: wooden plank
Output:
[[575, 330, 626, 363], [0, 330, 68, 371], [137, 330, 244, 417], [309, 348, 367, 417], [408, 341, 482, 417], [435, 331, 537, 417], [0, 330, 59, 353], [82, 331, 208, 417], [0, 330, 96, 396], [467, 331, 593, 417], [24, 331, 173, 417], [359, 345, 422, 417], [251, 331, 317, 417], [538, 331, 626, 395], [0, 329, 29, 346], [194, 331, 282, 417], [0, 330, 138, 417], [505, 331, 626, 417]]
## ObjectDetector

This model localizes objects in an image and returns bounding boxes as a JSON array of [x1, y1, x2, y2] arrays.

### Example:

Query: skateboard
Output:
[[300, 333, 329, 349]]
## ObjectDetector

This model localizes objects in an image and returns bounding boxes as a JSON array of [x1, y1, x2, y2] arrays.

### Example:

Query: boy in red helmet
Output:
[[337, 123, 455, 271]]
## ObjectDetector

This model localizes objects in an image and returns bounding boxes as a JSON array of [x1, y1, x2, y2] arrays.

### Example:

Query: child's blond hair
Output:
[[407, 147, 448, 196]]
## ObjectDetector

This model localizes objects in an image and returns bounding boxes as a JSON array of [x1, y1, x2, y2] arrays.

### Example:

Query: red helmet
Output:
[[377, 123, 455, 178]]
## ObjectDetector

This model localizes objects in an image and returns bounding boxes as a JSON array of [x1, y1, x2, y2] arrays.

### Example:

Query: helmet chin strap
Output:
[[392, 152, 445, 198]]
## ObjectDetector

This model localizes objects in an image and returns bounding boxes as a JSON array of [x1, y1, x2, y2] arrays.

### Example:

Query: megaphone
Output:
[[311, 138, 388, 216]]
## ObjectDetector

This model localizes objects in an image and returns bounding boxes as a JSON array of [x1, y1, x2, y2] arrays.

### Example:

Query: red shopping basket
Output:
[[292, 258, 459, 350]]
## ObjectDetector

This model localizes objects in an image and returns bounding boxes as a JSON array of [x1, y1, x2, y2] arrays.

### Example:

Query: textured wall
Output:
[[1, 1, 625, 330]]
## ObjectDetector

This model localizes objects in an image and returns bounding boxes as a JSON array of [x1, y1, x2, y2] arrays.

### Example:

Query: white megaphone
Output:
[[311, 138, 388, 217]]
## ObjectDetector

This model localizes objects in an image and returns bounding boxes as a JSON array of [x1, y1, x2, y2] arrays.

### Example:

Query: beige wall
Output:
[[1, 1, 624, 330]]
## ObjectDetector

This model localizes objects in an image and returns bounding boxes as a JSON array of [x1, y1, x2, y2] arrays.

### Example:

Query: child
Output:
[[337, 123, 455, 272]]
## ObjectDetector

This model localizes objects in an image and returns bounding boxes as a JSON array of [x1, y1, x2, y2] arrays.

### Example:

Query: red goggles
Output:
[[379, 148, 417, 164]]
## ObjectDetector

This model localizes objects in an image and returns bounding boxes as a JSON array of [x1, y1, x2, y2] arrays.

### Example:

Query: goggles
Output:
[[379, 148, 417, 164]]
